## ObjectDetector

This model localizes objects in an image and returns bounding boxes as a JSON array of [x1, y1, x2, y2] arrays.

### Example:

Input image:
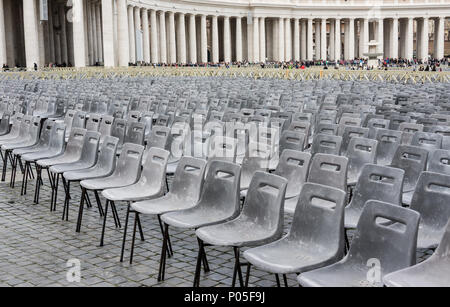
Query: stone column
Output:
[[293, 18, 300, 61], [391, 17, 398, 59], [307, 18, 313, 61], [90, 2, 97, 63], [235, 17, 242, 62], [259, 17, 265, 62], [301, 19, 307, 60], [253, 17, 259, 62], [321, 18, 327, 60], [71, 0, 86, 67], [117, 0, 129, 66], [200, 14, 207, 63], [315, 19, 320, 60], [102, 0, 115, 67], [150, 9, 158, 63], [0, 0, 8, 66], [344, 20, 349, 60], [329, 19, 335, 61], [335, 18, 341, 61], [285, 18, 292, 61], [211, 15, 219, 63], [177, 13, 186, 63], [54, 6, 61, 64], [142, 9, 150, 63], [348, 18, 355, 60], [168, 12, 176, 64], [223, 16, 231, 63], [134, 7, 141, 62], [48, 0, 55, 64], [278, 17, 284, 62], [377, 18, 384, 55], [405, 17, 413, 60], [189, 14, 197, 63], [435, 17, 445, 60], [159, 11, 167, 64], [420, 17, 429, 62], [95, 3, 103, 63], [361, 18, 369, 58], [127, 6, 135, 63]]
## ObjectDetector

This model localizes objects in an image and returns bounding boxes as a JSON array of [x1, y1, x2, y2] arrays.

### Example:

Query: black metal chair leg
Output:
[[129, 212, 138, 265], [62, 181, 70, 221], [93, 190, 104, 217], [157, 215, 173, 257], [120, 204, 131, 263], [136, 213, 145, 241], [110, 201, 121, 228], [99, 200, 109, 247], [275, 274, 281, 287], [21, 161, 28, 196], [193, 238, 204, 287], [283, 274, 288, 287], [76, 188, 86, 233], [232, 247, 244, 287], [158, 223, 169, 282], [1, 149, 8, 181], [245, 263, 251, 287]]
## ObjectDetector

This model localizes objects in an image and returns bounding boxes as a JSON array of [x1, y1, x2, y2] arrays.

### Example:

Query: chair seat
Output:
[[21, 150, 62, 163], [50, 161, 93, 174], [80, 177, 135, 191], [63, 168, 111, 182], [131, 194, 197, 215], [13, 146, 44, 156], [161, 207, 234, 229], [196, 221, 276, 247], [101, 184, 162, 202], [38, 156, 80, 168], [298, 261, 384, 287], [244, 238, 340, 274], [383, 258, 450, 287], [2, 140, 36, 151], [284, 195, 300, 215]]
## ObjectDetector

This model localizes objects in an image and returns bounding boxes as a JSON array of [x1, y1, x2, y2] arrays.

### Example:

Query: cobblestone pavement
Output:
[[0, 167, 433, 287]]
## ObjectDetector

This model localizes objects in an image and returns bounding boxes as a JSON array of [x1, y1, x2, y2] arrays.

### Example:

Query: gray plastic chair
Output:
[[0, 113, 24, 141], [86, 114, 101, 131], [279, 131, 306, 153], [389, 115, 411, 130], [207, 136, 237, 163], [111, 118, 127, 153], [21, 122, 66, 203], [399, 123, 424, 145], [367, 118, 390, 139], [428, 149, 450, 175], [345, 164, 404, 229], [1, 116, 40, 182], [124, 121, 145, 146], [50, 131, 101, 221], [37, 128, 87, 211], [243, 183, 346, 286], [63, 136, 119, 232], [80, 143, 144, 246], [240, 142, 270, 196], [308, 153, 348, 191], [311, 134, 342, 156], [98, 115, 114, 144], [383, 219, 450, 287], [346, 137, 378, 186], [406, 171, 450, 249], [158, 160, 241, 282], [298, 201, 420, 287], [274, 150, 311, 214], [341, 127, 369, 155], [194, 171, 287, 287], [390, 145, 428, 206], [288, 121, 311, 148], [429, 125, 450, 150], [375, 129, 403, 166], [411, 131, 443, 151], [315, 123, 338, 136]]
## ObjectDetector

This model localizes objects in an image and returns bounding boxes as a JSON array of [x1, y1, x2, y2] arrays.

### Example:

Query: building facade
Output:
[[1, 0, 449, 69]]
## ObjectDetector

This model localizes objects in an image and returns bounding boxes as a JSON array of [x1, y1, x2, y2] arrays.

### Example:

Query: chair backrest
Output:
[[410, 171, 450, 237], [347, 201, 420, 276], [367, 118, 390, 138], [435, 219, 450, 258], [341, 126, 370, 154], [79, 131, 101, 164], [197, 160, 241, 218], [111, 143, 145, 183], [98, 115, 114, 141], [411, 131, 443, 150], [375, 129, 403, 166], [86, 114, 101, 131], [64, 128, 87, 157], [0, 112, 11, 134], [315, 123, 338, 136], [147, 125, 171, 150], [139, 147, 170, 191], [348, 164, 404, 213], [311, 134, 342, 156], [346, 137, 378, 184], [17, 115, 33, 138], [308, 153, 348, 191], [28, 116, 41, 142], [36, 119, 55, 147], [124, 121, 145, 146], [389, 115, 410, 130], [429, 125, 450, 150], [275, 149, 311, 198], [49, 122, 66, 151], [279, 131, 306, 153], [289, 183, 347, 261], [428, 149, 450, 175], [338, 117, 362, 136], [398, 122, 424, 145], [111, 118, 127, 147], [72, 111, 87, 129], [391, 145, 428, 192], [170, 157, 207, 202], [64, 110, 77, 133], [239, 171, 287, 237], [288, 121, 311, 142], [95, 136, 119, 171], [207, 136, 237, 163]]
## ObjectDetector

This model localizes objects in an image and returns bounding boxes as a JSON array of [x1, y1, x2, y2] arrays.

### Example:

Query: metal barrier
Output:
[[0, 67, 449, 83]]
